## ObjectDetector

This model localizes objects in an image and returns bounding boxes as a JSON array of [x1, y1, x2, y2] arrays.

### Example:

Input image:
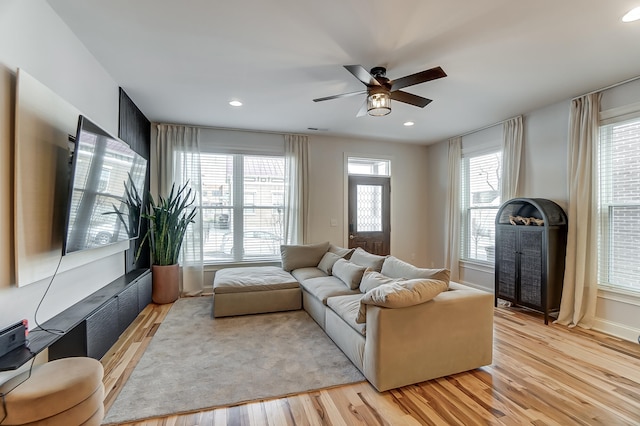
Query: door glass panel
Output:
[[357, 184, 382, 232]]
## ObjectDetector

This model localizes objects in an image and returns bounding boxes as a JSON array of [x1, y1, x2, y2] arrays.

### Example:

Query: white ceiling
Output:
[[47, 0, 640, 144]]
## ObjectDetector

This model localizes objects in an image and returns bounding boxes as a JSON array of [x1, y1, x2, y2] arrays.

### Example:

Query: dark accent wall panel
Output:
[[118, 88, 151, 271]]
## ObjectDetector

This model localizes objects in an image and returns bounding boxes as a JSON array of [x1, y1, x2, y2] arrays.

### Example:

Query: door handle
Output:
[[349, 235, 355, 240]]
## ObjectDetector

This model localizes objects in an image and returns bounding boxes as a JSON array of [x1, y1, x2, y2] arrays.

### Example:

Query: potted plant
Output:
[[137, 182, 197, 304]]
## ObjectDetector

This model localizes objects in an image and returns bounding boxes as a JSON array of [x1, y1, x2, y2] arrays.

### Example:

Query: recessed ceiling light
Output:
[[622, 6, 640, 22], [404, 121, 415, 127], [229, 100, 243, 107]]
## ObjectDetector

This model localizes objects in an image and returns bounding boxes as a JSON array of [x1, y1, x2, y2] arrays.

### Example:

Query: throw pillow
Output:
[[317, 252, 342, 275], [332, 258, 367, 290], [328, 243, 355, 260], [349, 247, 387, 272], [381, 256, 450, 283], [359, 270, 396, 293], [280, 242, 330, 272], [356, 278, 449, 323]]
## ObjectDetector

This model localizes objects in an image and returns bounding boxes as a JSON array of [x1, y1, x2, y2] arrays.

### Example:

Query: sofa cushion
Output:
[[328, 244, 355, 260], [317, 252, 342, 275], [356, 278, 449, 323], [349, 247, 387, 272], [359, 270, 397, 293], [280, 242, 330, 272], [213, 266, 299, 294], [381, 256, 450, 282], [299, 276, 360, 304], [327, 294, 366, 336], [332, 258, 367, 290], [291, 267, 327, 282]]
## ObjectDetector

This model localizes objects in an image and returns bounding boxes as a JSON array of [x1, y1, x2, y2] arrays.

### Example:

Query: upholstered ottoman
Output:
[[0, 357, 104, 425], [212, 266, 301, 317]]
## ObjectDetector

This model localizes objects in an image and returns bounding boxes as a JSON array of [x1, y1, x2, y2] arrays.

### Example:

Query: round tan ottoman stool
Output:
[[0, 357, 104, 426]]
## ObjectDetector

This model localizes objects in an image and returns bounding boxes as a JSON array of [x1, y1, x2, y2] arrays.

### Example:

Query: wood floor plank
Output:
[[102, 301, 640, 426], [494, 331, 640, 423], [291, 393, 325, 426], [335, 385, 383, 426], [316, 389, 348, 426], [213, 408, 228, 426]]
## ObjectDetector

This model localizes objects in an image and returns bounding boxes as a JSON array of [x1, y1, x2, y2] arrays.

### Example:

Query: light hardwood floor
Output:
[[100, 299, 640, 426]]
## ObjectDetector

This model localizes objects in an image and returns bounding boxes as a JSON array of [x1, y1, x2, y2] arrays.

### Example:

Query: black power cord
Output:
[[32, 255, 65, 336]]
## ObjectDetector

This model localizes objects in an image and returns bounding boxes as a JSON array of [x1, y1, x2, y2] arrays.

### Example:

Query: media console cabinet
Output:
[[0, 269, 151, 371]]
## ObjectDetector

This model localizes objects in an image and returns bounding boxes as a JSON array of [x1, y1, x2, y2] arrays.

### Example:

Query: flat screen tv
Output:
[[63, 115, 148, 255]]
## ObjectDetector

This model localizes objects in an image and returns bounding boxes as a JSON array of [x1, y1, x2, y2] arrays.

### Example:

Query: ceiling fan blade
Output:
[[356, 99, 368, 117], [390, 90, 433, 108], [344, 65, 382, 86], [389, 66, 447, 91], [313, 90, 367, 102]]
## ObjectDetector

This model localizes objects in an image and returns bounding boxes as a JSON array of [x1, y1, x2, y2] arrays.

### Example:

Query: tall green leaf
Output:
[[136, 182, 197, 266]]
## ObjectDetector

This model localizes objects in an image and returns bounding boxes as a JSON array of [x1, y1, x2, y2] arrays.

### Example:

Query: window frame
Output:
[[347, 156, 391, 177], [199, 152, 285, 264], [597, 111, 640, 294], [460, 147, 502, 266]]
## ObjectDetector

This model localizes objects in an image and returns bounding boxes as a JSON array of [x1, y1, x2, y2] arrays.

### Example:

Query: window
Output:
[[461, 150, 502, 263], [200, 154, 284, 263], [598, 116, 640, 292], [347, 157, 390, 176], [356, 184, 383, 232]]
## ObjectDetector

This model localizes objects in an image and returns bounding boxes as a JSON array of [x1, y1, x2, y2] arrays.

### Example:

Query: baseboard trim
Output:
[[592, 317, 640, 343]]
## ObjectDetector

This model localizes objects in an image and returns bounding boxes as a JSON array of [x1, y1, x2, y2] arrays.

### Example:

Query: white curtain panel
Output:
[[445, 137, 462, 282], [156, 124, 204, 296], [501, 115, 524, 201], [283, 134, 309, 244], [556, 93, 601, 328]]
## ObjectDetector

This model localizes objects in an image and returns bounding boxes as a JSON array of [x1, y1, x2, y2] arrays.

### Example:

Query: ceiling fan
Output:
[[313, 65, 447, 117]]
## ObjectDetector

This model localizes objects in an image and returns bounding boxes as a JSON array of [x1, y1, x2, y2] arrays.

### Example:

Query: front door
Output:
[[348, 175, 390, 255]]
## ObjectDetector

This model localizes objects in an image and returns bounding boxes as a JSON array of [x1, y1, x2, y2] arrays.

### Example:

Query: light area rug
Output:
[[103, 297, 365, 424]]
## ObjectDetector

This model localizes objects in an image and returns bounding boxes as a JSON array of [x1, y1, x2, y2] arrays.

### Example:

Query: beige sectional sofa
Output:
[[213, 242, 494, 392], [280, 242, 494, 392]]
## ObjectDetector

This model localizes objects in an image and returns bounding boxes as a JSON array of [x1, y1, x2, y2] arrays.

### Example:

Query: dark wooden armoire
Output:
[[495, 198, 568, 324]]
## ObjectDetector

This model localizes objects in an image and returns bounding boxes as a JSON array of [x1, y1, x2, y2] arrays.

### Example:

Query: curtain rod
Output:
[[454, 115, 522, 139], [156, 122, 302, 137], [572, 74, 640, 100]]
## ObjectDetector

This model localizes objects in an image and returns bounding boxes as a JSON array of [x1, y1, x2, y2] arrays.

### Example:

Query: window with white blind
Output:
[[598, 116, 640, 292], [200, 153, 284, 263], [461, 150, 502, 263]]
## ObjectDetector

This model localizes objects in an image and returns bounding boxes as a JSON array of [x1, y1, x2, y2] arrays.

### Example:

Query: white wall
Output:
[[307, 134, 431, 267], [426, 77, 640, 342], [0, 0, 126, 379], [520, 100, 570, 211]]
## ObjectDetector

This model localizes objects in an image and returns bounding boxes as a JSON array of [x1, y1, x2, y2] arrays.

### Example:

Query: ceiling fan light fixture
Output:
[[622, 6, 640, 22], [367, 93, 391, 116]]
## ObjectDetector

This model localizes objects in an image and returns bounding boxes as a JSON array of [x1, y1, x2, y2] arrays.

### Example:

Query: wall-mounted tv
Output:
[[63, 115, 148, 255]]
